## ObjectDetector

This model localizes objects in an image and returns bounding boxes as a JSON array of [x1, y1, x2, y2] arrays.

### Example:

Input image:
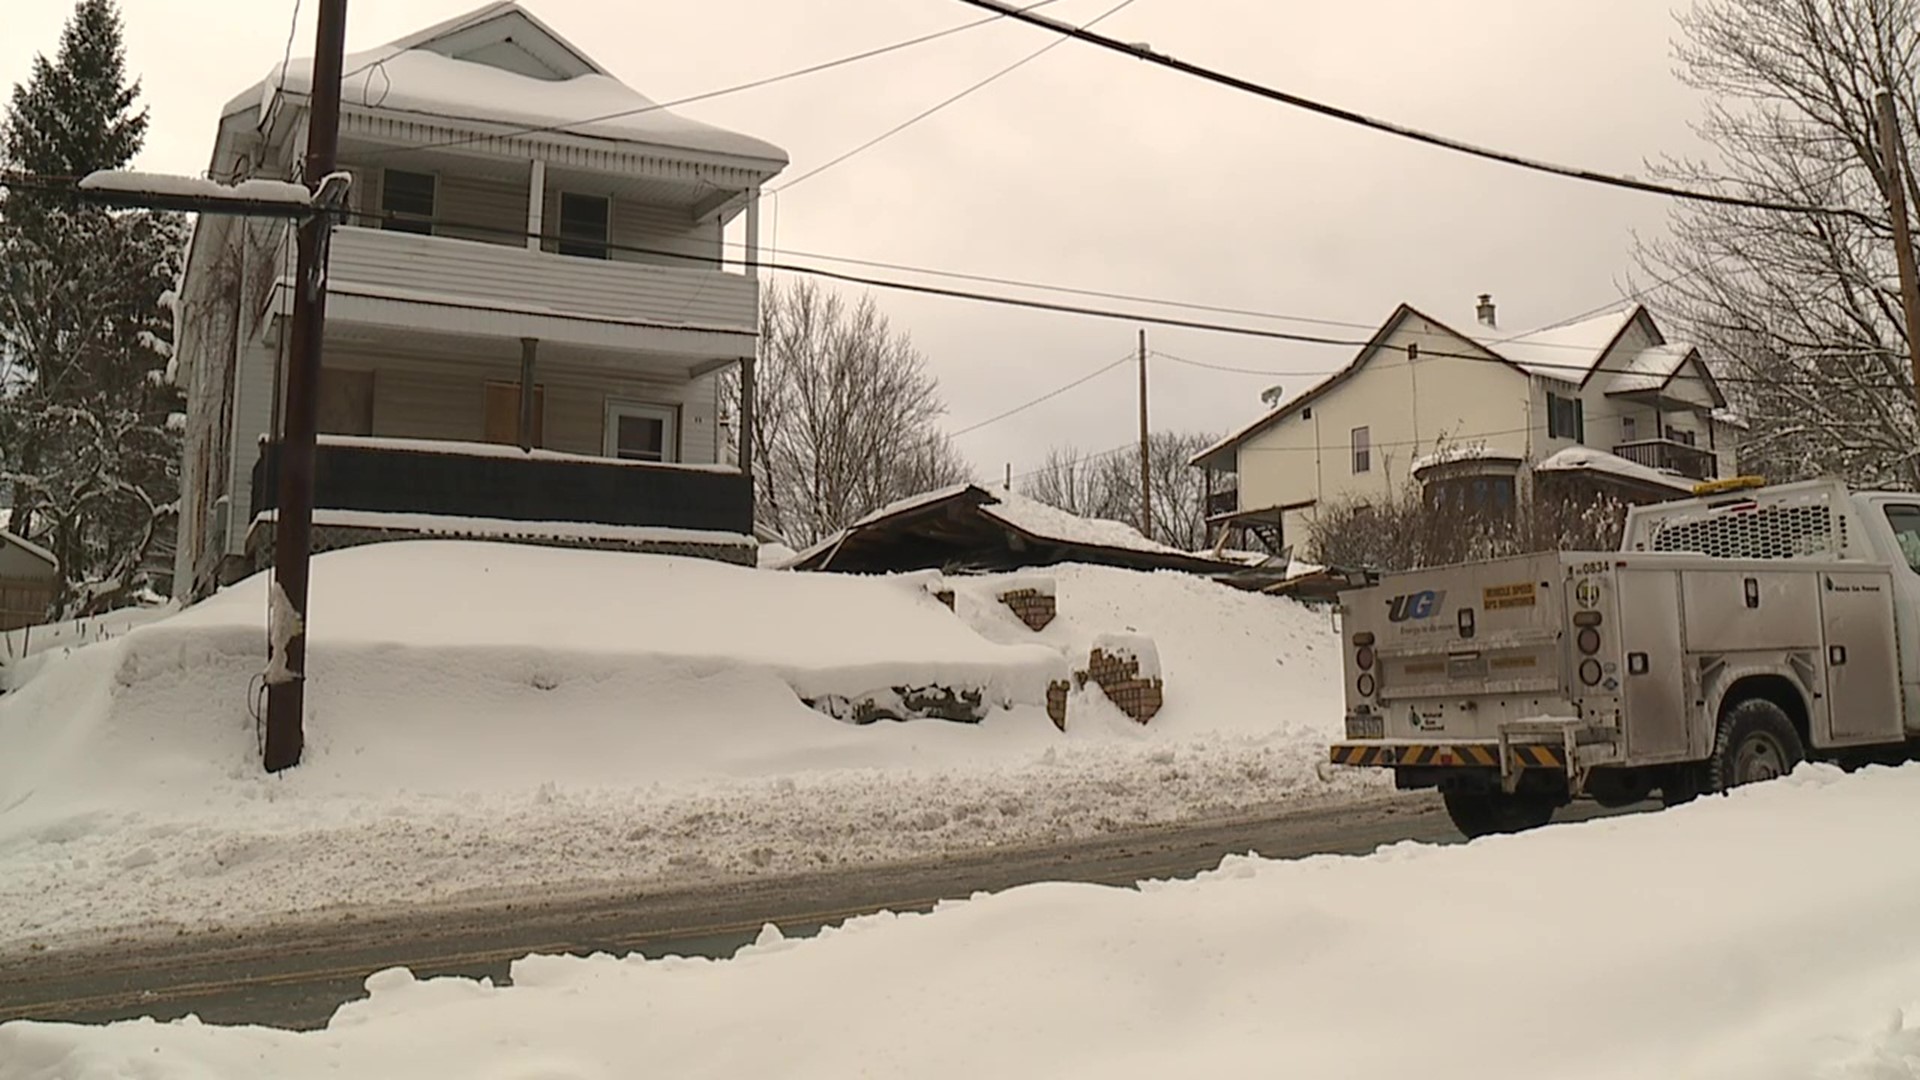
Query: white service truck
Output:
[[1329, 477, 1920, 837]]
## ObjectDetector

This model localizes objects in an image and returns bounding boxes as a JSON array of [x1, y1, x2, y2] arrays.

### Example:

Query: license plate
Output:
[[1345, 714, 1384, 739]]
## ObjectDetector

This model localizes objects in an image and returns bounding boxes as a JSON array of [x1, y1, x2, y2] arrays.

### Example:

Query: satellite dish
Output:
[[1260, 385, 1286, 408]]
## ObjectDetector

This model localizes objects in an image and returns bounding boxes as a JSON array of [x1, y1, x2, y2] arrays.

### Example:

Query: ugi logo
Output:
[[1386, 589, 1446, 623]]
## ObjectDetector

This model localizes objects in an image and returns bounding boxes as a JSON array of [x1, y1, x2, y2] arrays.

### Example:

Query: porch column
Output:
[[739, 355, 756, 482], [518, 337, 538, 451], [740, 188, 761, 516], [526, 159, 545, 252], [744, 187, 761, 277]]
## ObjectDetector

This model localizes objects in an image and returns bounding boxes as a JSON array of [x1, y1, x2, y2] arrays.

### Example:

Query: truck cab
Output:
[[1331, 478, 1920, 837]]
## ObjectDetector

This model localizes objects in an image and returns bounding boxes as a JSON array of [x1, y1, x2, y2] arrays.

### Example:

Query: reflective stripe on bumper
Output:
[[1329, 742, 1566, 769]]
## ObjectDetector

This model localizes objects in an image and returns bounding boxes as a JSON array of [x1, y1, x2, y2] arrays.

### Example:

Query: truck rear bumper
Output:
[[1329, 740, 1563, 769]]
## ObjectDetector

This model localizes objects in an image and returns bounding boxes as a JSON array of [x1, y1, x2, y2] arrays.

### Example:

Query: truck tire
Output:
[[1708, 697, 1807, 793], [1442, 790, 1555, 839]]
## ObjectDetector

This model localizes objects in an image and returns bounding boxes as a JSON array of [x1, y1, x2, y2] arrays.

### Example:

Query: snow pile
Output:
[[953, 564, 1343, 738], [0, 551, 1363, 949], [7, 764, 1919, 1078]]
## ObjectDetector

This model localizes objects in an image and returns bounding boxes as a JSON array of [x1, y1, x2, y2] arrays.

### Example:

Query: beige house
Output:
[[1191, 296, 1743, 554], [172, 2, 785, 598]]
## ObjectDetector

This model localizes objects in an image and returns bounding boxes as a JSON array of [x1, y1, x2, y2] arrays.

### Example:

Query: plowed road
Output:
[[0, 794, 1645, 1030]]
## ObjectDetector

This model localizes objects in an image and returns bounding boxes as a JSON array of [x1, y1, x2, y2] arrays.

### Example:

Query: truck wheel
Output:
[[1708, 697, 1807, 793], [1442, 790, 1555, 839]]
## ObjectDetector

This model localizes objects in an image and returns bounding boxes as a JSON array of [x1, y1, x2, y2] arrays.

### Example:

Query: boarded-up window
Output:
[[316, 368, 375, 436], [484, 381, 545, 446]]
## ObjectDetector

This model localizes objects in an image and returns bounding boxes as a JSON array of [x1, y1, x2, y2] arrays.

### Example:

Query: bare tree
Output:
[[728, 279, 970, 546], [1019, 431, 1220, 550], [1306, 487, 1629, 572], [1635, 0, 1920, 488]]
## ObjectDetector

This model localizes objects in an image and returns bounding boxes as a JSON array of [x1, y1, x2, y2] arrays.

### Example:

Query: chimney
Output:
[[1475, 293, 1497, 329]]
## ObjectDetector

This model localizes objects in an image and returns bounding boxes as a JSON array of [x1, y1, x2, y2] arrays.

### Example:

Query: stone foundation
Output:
[[1046, 680, 1070, 731]]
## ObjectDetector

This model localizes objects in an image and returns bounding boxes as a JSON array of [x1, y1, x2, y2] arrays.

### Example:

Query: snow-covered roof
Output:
[[1409, 441, 1524, 475], [980, 490, 1190, 557], [1606, 344, 1696, 394], [225, 2, 787, 167], [1468, 305, 1638, 384], [0, 527, 58, 570], [1534, 446, 1696, 493]]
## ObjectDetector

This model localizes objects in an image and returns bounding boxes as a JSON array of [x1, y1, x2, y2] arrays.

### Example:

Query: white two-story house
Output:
[[171, 2, 785, 599], [1190, 295, 1743, 554]]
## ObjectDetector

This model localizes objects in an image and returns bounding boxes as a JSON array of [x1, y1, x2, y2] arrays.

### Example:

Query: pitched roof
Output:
[[1190, 304, 1509, 469], [1466, 304, 1640, 384], [1606, 344, 1696, 393], [225, 2, 787, 167]]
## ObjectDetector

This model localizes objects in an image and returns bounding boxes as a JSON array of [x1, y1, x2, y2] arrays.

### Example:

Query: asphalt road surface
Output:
[[0, 793, 1648, 1030]]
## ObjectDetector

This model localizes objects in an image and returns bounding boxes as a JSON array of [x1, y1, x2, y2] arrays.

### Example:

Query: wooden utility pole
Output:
[[1137, 328, 1151, 539], [264, 0, 350, 773], [1877, 89, 1920, 407]]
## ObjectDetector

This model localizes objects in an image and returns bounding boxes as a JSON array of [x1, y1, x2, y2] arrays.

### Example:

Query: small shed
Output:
[[0, 529, 58, 631]]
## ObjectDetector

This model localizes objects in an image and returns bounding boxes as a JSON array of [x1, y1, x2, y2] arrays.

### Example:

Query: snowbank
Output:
[[954, 564, 1343, 738], [0, 551, 1363, 949], [7, 764, 1918, 1078]]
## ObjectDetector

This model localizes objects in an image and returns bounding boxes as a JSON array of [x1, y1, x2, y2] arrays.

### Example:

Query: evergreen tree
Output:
[[0, 0, 184, 615]]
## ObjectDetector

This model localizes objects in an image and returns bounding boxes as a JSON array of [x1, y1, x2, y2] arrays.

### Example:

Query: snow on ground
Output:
[[7, 764, 1919, 1079], [0, 545, 1366, 950]]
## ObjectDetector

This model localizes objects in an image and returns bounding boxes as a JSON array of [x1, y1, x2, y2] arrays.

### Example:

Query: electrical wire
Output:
[[1, 170, 1732, 359], [309, 204, 1864, 390], [272, 0, 304, 99], [348, 2, 1066, 165], [771, 0, 1138, 195], [950, 351, 1134, 437], [949, 0, 1880, 226]]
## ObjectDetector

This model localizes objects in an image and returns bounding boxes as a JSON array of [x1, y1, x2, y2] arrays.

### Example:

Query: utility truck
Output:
[[1329, 477, 1920, 837]]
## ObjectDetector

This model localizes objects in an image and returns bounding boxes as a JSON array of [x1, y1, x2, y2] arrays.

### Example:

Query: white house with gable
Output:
[[1190, 295, 1743, 554], [171, 2, 786, 599]]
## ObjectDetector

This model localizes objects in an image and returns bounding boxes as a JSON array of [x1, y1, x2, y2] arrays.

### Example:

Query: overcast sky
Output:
[[5, 0, 1709, 482]]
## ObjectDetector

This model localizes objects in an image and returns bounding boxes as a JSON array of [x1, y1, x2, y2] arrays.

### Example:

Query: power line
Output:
[[1149, 346, 1875, 391], [951, 351, 1134, 437], [302, 203, 1869, 391], [349, 2, 1066, 165], [273, 0, 304, 100], [951, 0, 1879, 226], [771, 0, 1138, 195], [1007, 440, 1137, 484]]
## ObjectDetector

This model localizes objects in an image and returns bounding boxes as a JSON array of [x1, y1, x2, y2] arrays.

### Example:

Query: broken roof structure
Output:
[[786, 486, 1245, 576]]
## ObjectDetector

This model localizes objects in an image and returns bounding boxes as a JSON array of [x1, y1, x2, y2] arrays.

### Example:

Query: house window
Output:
[[483, 381, 545, 447], [1351, 426, 1371, 474], [1621, 416, 1637, 442], [1547, 392, 1585, 442], [604, 400, 677, 462], [558, 193, 611, 259], [381, 169, 435, 235]]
